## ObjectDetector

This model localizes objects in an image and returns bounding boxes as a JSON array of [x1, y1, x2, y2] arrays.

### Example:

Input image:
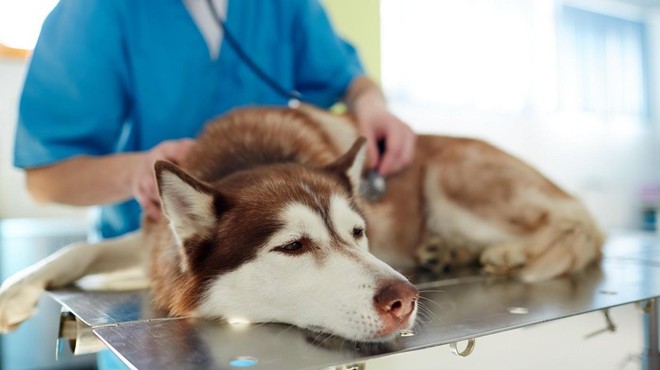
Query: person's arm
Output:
[[287, 1, 414, 175], [14, 0, 181, 221], [343, 76, 416, 176], [25, 139, 194, 220], [26, 154, 140, 206]]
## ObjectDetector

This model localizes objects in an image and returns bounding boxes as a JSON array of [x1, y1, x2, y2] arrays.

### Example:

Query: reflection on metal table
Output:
[[48, 231, 660, 370]]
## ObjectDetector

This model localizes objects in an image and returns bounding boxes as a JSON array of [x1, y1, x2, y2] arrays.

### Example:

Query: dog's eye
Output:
[[273, 239, 307, 255], [352, 227, 365, 239], [283, 241, 303, 251]]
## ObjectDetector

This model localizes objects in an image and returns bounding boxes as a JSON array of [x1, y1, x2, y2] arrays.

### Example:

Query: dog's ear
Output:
[[154, 161, 224, 269], [325, 137, 367, 195]]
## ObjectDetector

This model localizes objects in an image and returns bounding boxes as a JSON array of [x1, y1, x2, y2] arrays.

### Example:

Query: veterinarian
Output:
[[14, 0, 414, 369], [14, 0, 415, 241], [15, 1, 413, 366]]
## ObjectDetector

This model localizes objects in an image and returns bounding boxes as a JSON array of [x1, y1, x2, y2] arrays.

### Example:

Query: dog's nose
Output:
[[373, 279, 419, 321]]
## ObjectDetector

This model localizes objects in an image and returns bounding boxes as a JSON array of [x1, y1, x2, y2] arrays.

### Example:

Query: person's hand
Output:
[[345, 76, 416, 176], [357, 108, 416, 176], [132, 139, 195, 220]]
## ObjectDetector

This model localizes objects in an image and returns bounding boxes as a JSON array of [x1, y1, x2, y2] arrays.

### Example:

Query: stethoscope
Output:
[[205, 0, 387, 200], [206, 0, 303, 108]]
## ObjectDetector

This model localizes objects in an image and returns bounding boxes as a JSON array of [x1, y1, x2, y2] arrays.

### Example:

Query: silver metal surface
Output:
[[49, 289, 163, 327], [642, 298, 660, 370], [48, 232, 660, 369], [57, 309, 107, 357]]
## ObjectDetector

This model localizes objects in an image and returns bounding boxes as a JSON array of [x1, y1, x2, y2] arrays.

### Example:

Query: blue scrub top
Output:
[[14, 0, 364, 239]]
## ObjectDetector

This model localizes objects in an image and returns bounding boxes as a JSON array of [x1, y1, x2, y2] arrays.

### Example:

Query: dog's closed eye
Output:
[[352, 226, 365, 239], [272, 237, 311, 255]]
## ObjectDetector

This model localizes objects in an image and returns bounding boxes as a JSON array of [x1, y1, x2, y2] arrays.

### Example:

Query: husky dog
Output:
[[0, 106, 602, 341]]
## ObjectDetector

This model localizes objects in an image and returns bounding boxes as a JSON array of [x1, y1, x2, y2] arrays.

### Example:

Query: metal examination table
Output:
[[49, 231, 660, 369]]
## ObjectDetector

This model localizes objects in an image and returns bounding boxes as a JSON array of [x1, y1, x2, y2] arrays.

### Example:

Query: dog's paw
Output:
[[415, 237, 461, 273], [416, 236, 478, 273], [416, 238, 448, 272], [0, 278, 44, 333], [480, 242, 528, 276]]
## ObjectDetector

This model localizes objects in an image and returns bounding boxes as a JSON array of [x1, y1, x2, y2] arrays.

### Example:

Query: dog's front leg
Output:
[[0, 231, 145, 332]]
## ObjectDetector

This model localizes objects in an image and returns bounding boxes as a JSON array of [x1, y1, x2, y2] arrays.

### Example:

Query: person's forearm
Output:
[[25, 153, 142, 206]]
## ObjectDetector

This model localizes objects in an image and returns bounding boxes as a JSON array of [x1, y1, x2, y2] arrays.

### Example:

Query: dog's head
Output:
[[154, 138, 418, 342]]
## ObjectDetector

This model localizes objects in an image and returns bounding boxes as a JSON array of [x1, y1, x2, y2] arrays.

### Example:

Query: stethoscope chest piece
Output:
[[360, 170, 387, 202]]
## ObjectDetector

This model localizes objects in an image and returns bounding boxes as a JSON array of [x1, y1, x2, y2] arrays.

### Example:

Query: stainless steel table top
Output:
[[48, 231, 660, 370]]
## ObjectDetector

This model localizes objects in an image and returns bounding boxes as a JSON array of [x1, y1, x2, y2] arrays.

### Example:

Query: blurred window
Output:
[[381, 0, 649, 121], [558, 5, 648, 119]]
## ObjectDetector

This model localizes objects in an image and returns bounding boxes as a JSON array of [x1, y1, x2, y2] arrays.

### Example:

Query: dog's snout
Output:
[[374, 280, 419, 321]]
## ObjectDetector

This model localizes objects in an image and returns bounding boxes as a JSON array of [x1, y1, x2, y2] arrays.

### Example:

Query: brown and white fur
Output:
[[0, 105, 602, 341]]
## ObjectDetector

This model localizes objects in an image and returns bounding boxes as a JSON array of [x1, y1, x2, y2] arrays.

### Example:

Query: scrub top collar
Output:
[[182, 0, 227, 60]]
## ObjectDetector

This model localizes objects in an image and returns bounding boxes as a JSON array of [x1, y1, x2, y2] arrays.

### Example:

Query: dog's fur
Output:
[[0, 105, 603, 341]]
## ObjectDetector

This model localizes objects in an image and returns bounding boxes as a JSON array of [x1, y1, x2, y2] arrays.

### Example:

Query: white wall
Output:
[[0, 57, 87, 219]]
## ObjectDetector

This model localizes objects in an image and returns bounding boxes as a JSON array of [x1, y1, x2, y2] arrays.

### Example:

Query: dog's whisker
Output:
[[416, 302, 441, 322], [414, 311, 433, 324], [404, 272, 416, 280], [417, 300, 442, 313], [243, 321, 272, 331], [417, 295, 445, 311], [418, 289, 447, 294], [412, 321, 426, 334], [418, 309, 441, 323], [415, 306, 437, 323], [274, 323, 297, 337], [315, 332, 340, 348]]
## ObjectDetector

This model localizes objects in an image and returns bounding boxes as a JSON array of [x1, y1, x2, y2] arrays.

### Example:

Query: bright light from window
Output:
[[0, 0, 59, 50], [381, 0, 541, 114], [381, 0, 647, 122]]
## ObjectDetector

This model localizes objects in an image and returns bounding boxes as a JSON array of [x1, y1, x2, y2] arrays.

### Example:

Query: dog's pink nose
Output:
[[374, 279, 419, 330]]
